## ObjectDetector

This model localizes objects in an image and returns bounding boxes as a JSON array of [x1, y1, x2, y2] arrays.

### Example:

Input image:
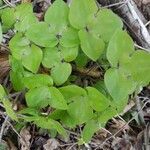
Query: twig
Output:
[[135, 96, 146, 127], [3, 0, 15, 7], [67, 143, 77, 150], [127, 0, 150, 48], [134, 43, 150, 52], [102, 0, 127, 8], [0, 116, 9, 142]]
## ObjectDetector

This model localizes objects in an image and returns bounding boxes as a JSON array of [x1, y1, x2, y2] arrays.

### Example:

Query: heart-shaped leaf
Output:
[[49, 87, 68, 110], [15, 3, 33, 20], [22, 44, 42, 73], [26, 22, 58, 47], [104, 68, 136, 101], [34, 116, 67, 138], [15, 13, 37, 32], [82, 119, 100, 143], [88, 9, 123, 42], [67, 96, 93, 124], [45, 0, 69, 33], [60, 27, 80, 47], [123, 50, 150, 86], [69, 0, 98, 29], [23, 74, 53, 89], [79, 29, 105, 61], [25, 86, 51, 108], [51, 62, 72, 86], [86, 87, 110, 112], [9, 56, 25, 91], [9, 33, 30, 59], [42, 47, 62, 68], [1, 8, 15, 32], [59, 85, 87, 102], [98, 107, 117, 126], [107, 30, 134, 67], [61, 46, 78, 62]]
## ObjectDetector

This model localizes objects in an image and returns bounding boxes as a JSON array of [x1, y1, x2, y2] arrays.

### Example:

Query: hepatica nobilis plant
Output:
[[0, 0, 150, 143]]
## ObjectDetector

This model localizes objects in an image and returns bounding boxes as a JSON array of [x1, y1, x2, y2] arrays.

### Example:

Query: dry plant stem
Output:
[[0, 116, 9, 142], [72, 65, 102, 78], [135, 96, 146, 127], [98, 0, 150, 51], [95, 100, 150, 150], [3, 0, 15, 7]]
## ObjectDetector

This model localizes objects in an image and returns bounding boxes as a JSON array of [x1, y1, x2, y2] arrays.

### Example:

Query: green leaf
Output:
[[25, 86, 51, 108], [60, 27, 80, 47], [104, 68, 136, 101], [79, 29, 105, 61], [123, 50, 150, 86], [19, 108, 39, 116], [69, 0, 98, 29], [61, 46, 78, 62], [67, 96, 93, 124], [42, 47, 61, 68], [59, 85, 87, 102], [51, 62, 72, 86], [1, 8, 15, 32], [49, 87, 68, 110], [75, 50, 89, 67], [0, 23, 2, 43], [3, 99, 18, 121], [98, 107, 117, 126], [23, 74, 53, 89], [10, 57, 25, 91], [34, 116, 67, 138], [45, 0, 69, 33], [107, 30, 134, 67], [60, 111, 78, 128], [26, 22, 58, 47], [86, 87, 110, 112], [0, 84, 6, 101], [22, 44, 43, 73], [9, 33, 30, 60], [15, 13, 37, 32], [88, 9, 123, 42], [82, 120, 100, 143]]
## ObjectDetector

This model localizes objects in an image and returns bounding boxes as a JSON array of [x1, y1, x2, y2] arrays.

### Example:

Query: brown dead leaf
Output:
[[19, 127, 31, 150], [0, 54, 9, 80], [43, 139, 59, 150]]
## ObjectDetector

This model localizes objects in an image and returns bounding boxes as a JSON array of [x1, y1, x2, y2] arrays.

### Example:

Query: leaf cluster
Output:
[[0, 0, 150, 143]]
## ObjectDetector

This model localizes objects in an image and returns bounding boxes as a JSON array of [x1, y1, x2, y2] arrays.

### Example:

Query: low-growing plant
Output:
[[0, 0, 150, 144]]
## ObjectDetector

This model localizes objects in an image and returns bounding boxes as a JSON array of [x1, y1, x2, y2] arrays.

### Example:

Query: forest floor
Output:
[[0, 0, 150, 150]]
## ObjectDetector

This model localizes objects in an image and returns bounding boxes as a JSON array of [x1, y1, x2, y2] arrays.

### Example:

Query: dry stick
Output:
[[102, 0, 127, 8], [95, 100, 150, 150], [3, 0, 15, 7]]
